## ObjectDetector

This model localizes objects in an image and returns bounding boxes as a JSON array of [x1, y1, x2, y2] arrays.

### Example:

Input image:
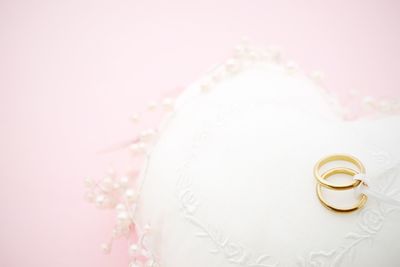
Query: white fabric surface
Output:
[[136, 63, 400, 267]]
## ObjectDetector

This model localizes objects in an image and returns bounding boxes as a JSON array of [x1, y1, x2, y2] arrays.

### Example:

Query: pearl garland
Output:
[[225, 59, 241, 73], [85, 93, 176, 266], [147, 101, 157, 111], [197, 40, 400, 119], [101, 242, 112, 254], [130, 113, 140, 124], [162, 97, 174, 111], [285, 60, 298, 74], [310, 71, 325, 83]]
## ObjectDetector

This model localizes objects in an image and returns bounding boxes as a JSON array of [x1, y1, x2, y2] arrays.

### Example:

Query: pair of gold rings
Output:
[[314, 154, 368, 213]]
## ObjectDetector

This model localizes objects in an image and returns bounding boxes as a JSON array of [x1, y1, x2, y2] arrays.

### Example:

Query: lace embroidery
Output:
[[175, 105, 400, 267], [297, 161, 400, 267], [176, 104, 278, 267]]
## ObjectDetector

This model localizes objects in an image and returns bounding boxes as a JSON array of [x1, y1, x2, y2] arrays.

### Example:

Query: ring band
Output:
[[316, 167, 368, 213], [314, 154, 365, 190]]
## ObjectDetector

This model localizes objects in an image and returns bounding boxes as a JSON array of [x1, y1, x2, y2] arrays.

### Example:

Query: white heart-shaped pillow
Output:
[[136, 55, 400, 267]]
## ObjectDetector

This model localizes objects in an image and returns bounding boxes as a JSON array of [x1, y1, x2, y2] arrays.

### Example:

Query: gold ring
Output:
[[316, 167, 368, 213], [314, 154, 365, 190]]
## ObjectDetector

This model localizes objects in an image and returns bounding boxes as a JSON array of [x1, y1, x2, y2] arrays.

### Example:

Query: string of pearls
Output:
[[198, 39, 301, 94], [84, 96, 175, 267], [361, 96, 400, 114], [199, 38, 400, 118]]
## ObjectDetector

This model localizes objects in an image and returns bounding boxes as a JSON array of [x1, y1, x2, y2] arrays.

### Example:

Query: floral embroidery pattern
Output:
[[297, 162, 400, 267], [176, 105, 400, 267], [176, 104, 278, 267]]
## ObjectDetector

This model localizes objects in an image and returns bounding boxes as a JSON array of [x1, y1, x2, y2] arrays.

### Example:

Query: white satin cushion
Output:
[[136, 63, 400, 267]]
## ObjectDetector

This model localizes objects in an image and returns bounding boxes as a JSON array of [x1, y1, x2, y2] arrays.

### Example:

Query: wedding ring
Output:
[[314, 154, 365, 190], [316, 167, 368, 213]]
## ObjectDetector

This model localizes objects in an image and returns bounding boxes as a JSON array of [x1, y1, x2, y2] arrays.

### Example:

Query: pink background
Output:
[[0, 1, 399, 266]]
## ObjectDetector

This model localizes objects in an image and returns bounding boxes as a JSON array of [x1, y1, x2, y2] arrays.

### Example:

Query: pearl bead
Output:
[[147, 128, 156, 138], [96, 195, 113, 209], [129, 142, 146, 155], [379, 100, 390, 111], [115, 203, 126, 212], [211, 71, 223, 82], [145, 259, 156, 267], [286, 61, 297, 74], [140, 132, 149, 142], [117, 211, 130, 223], [233, 45, 245, 58], [310, 71, 324, 82], [363, 96, 375, 107], [147, 101, 157, 111], [200, 81, 211, 92], [119, 175, 130, 187], [129, 143, 140, 153], [112, 228, 120, 237], [130, 113, 140, 124], [113, 182, 121, 190], [140, 129, 156, 143], [100, 242, 111, 254], [143, 223, 151, 233], [125, 189, 138, 202], [162, 97, 174, 111], [96, 194, 106, 206], [84, 177, 94, 188], [120, 225, 130, 235], [225, 59, 240, 73], [248, 49, 259, 61], [268, 46, 282, 63], [101, 177, 114, 191], [129, 244, 140, 256]]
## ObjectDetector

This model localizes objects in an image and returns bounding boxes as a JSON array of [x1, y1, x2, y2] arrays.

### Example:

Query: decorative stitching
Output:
[[175, 105, 400, 267]]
